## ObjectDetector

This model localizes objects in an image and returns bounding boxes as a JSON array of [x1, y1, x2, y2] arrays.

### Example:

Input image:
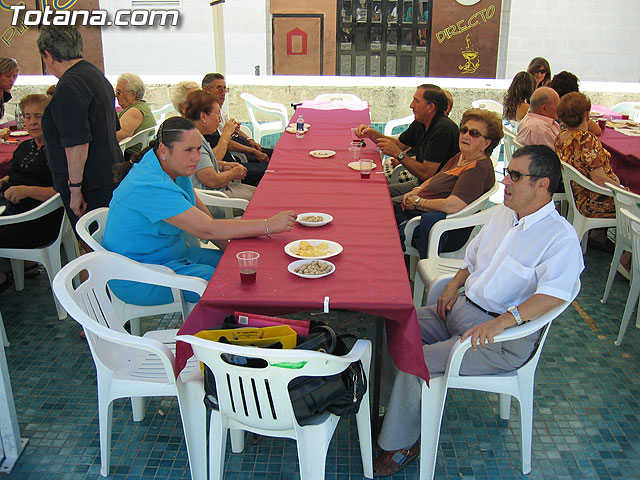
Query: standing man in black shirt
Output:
[[355, 84, 459, 199], [37, 25, 123, 225]]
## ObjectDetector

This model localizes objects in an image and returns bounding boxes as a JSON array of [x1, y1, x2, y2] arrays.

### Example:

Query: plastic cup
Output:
[[349, 146, 361, 161], [598, 118, 606, 131], [351, 127, 359, 142], [359, 159, 373, 179], [622, 114, 630, 120], [237, 251, 259, 284]]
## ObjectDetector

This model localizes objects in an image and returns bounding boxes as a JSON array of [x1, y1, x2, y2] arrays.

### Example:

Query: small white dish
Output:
[[285, 126, 309, 134], [284, 239, 343, 260], [9, 131, 28, 137], [296, 212, 333, 227], [309, 150, 336, 158], [288, 259, 335, 279], [348, 161, 377, 171], [289, 123, 311, 129]]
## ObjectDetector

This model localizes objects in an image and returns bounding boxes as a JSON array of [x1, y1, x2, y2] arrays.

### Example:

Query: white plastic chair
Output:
[[314, 93, 362, 102], [612, 208, 640, 346], [75, 208, 190, 335], [471, 99, 503, 115], [177, 334, 374, 480], [403, 182, 498, 280], [52, 251, 207, 479], [383, 114, 414, 137], [151, 103, 177, 124], [413, 205, 501, 308], [119, 126, 156, 154], [194, 188, 249, 220], [239, 93, 288, 144], [601, 183, 640, 307], [0, 193, 78, 320], [502, 127, 521, 173], [418, 280, 581, 479], [611, 102, 640, 116], [561, 162, 616, 253], [1, 310, 8, 347]]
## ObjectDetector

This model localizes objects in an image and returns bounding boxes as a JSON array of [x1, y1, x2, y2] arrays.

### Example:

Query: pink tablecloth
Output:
[[176, 106, 430, 383], [591, 104, 623, 119], [600, 127, 640, 194]]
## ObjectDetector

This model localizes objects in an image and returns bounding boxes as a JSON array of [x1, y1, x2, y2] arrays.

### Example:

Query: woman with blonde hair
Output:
[[0, 57, 18, 120]]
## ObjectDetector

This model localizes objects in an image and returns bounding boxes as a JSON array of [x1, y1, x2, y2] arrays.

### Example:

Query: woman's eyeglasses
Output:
[[459, 125, 485, 138], [504, 168, 542, 182]]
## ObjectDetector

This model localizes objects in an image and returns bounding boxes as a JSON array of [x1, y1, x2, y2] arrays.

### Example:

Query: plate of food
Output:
[[285, 126, 309, 134], [309, 150, 336, 158], [9, 130, 28, 137], [296, 212, 333, 227], [284, 239, 343, 260], [347, 161, 377, 171], [288, 259, 335, 279]]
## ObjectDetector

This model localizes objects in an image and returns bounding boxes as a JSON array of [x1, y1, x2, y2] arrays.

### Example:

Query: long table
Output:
[[176, 102, 430, 386], [599, 127, 640, 194]]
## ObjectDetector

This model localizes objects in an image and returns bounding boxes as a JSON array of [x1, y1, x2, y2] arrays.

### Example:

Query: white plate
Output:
[[289, 123, 311, 129], [296, 212, 333, 227], [288, 259, 335, 279], [9, 131, 28, 137], [285, 126, 309, 134], [348, 161, 377, 171], [309, 149, 336, 158], [284, 239, 343, 260]]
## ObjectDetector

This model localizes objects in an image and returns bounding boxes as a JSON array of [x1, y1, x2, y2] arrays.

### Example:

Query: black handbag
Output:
[[288, 323, 367, 425]]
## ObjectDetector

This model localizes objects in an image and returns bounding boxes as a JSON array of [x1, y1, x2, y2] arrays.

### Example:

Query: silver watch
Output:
[[397, 152, 406, 163], [507, 306, 523, 326]]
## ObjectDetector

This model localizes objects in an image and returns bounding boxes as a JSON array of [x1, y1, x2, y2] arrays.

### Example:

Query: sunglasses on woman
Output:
[[536, 69, 547, 74], [504, 168, 542, 182], [459, 125, 486, 138]]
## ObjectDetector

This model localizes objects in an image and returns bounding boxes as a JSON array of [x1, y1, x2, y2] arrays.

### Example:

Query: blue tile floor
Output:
[[2, 240, 640, 479]]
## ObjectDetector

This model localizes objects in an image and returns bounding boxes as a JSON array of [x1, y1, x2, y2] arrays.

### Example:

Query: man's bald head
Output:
[[529, 87, 560, 120]]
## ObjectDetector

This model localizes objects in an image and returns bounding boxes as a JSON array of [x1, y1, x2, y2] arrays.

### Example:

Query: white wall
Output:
[[503, 0, 640, 82], [222, 0, 270, 76]]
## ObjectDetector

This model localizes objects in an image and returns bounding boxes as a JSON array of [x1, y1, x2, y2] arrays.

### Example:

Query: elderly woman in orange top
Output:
[[554, 92, 623, 218], [396, 108, 501, 258]]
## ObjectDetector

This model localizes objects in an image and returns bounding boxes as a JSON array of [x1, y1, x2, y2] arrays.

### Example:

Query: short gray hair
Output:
[[170, 80, 199, 114], [202, 72, 224, 89], [36, 25, 83, 62], [117, 73, 145, 100]]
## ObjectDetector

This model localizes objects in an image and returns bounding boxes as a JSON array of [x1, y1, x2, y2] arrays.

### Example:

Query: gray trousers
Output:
[[378, 295, 541, 451], [389, 177, 420, 204]]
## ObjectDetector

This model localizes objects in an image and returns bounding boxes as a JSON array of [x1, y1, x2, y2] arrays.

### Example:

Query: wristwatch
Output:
[[507, 306, 523, 326], [397, 152, 406, 163], [67, 180, 82, 188], [414, 197, 421, 208]]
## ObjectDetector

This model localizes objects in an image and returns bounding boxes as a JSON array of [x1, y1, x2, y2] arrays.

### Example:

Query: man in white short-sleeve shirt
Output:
[[373, 145, 584, 476]]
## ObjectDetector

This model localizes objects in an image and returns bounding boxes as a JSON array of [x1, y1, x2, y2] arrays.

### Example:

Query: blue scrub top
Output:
[[103, 148, 196, 269]]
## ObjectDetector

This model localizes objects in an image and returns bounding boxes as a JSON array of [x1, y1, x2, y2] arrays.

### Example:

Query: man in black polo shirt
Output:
[[355, 84, 459, 200], [37, 25, 123, 225]]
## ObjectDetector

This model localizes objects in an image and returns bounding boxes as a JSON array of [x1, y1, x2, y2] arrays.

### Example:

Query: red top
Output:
[[176, 104, 430, 383]]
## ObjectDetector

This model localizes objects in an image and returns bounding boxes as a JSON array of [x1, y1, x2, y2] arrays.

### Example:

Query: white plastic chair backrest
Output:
[[446, 279, 580, 382], [426, 204, 501, 260], [561, 162, 613, 213], [384, 114, 415, 136], [471, 99, 503, 115], [194, 188, 249, 219], [239, 124, 252, 138], [611, 102, 640, 115], [239, 93, 288, 126], [151, 103, 177, 123], [626, 209, 640, 275], [177, 334, 368, 431], [503, 128, 521, 170], [0, 192, 65, 228], [314, 93, 362, 103], [119, 126, 156, 154], [53, 251, 207, 378], [606, 183, 640, 250], [75, 207, 109, 252]]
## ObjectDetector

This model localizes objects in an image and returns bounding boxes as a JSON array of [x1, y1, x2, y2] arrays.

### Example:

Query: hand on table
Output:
[[267, 211, 297, 234], [436, 283, 459, 320], [460, 316, 507, 351]]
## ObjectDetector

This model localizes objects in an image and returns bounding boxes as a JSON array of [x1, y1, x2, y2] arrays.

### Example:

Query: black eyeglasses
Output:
[[459, 125, 485, 138], [215, 86, 229, 93], [505, 168, 542, 182]]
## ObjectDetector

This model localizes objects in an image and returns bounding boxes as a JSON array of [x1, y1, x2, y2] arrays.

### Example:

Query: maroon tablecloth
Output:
[[600, 127, 640, 194], [176, 105, 430, 383], [0, 135, 30, 177]]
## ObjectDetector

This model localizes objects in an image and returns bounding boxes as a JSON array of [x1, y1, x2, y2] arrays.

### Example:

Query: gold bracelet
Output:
[[264, 218, 272, 238]]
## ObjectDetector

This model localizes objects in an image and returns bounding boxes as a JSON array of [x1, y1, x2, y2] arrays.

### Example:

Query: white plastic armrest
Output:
[[403, 216, 421, 251]]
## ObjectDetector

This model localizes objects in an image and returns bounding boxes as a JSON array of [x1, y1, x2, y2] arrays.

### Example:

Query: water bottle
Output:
[[296, 115, 304, 138]]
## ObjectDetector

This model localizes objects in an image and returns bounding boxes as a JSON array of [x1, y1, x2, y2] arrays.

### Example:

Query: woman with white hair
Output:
[[170, 80, 199, 115], [115, 73, 156, 149]]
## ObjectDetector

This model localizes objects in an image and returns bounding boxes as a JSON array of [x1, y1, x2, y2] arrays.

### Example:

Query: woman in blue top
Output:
[[102, 116, 296, 305]]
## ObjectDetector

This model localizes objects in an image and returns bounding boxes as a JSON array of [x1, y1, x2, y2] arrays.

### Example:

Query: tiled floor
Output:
[[2, 241, 639, 480]]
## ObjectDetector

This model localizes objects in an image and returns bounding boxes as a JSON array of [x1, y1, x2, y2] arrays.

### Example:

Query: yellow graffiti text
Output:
[[436, 4, 495, 44]]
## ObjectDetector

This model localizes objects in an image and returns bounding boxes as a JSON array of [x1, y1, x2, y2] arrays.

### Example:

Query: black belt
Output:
[[466, 297, 501, 318]]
